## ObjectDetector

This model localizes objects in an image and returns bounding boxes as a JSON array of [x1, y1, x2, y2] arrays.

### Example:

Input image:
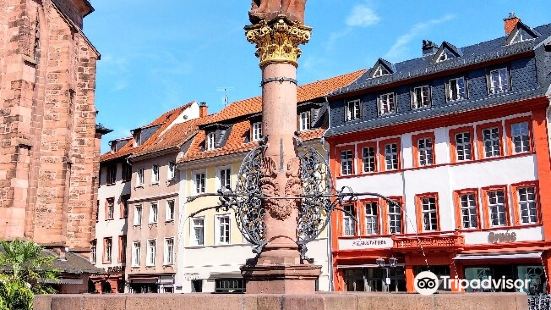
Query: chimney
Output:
[[422, 40, 438, 55], [504, 12, 520, 35], [199, 102, 208, 118]]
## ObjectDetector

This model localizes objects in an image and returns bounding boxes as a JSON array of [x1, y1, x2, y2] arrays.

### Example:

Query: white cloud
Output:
[[346, 3, 381, 28], [384, 14, 455, 62]]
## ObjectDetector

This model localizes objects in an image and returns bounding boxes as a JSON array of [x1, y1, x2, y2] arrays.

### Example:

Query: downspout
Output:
[[322, 95, 334, 292]]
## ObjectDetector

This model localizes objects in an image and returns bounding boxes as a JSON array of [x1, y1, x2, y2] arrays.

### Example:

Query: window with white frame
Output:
[[518, 187, 537, 224], [436, 50, 449, 63], [421, 196, 438, 231], [455, 131, 472, 161], [446, 77, 466, 101], [489, 68, 510, 94], [373, 65, 390, 77], [365, 202, 379, 235], [417, 137, 433, 166], [194, 172, 206, 194], [299, 111, 311, 131], [166, 200, 175, 222], [459, 193, 478, 229], [252, 122, 263, 141], [191, 218, 204, 246], [216, 215, 231, 245], [340, 150, 353, 176], [134, 205, 142, 226], [168, 162, 176, 180], [487, 190, 507, 227], [152, 165, 160, 184], [384, 143, 399, 170], [219, 168, 231, 190], [388, 202, 402, 234], [412, 86, 431, 109], [146, 240, 156, 266], [482, 127, 501, 158], [164, 238, 174, 265], [104, 238, 112, 263], [346, 100, 360, 121], [511, 122, 530, 154], [132, 242, 140, 267], [91, 240, 97, 263], [362, 146, 376, 173], [206, 132, 216, 150], [149, 203, 158, 224], [137, 168, 145, 186], [342, 205, 356, 236], [378, 93, 396, 115]]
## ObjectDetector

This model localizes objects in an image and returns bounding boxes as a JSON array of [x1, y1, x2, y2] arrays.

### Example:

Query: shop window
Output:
[[191, 280, 203, 292], [215, 278, 244, 293]]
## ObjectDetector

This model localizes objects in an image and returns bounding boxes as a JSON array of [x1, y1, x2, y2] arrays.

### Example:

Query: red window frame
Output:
[[505, 116, 533, 156], [476, 121, 504, 159], [357, 142, 378, 174], [481, 185, 510, 228], [449, 126, 475, 163], [118, 236, 127, 264], [386, 196, 404, 235], [105, 198, 115, 221], [453, 189, 481, 230], [412, 132, 436, 168], [415, 193, 440, 233], [337, 146, 355, 177], [510, 181, 540, 226], [378, 138, 401, 172], [103, 237, 112, 264]]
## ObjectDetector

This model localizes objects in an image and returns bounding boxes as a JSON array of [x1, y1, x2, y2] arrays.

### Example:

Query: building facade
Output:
[[176, 71, 364, 293], [326, 16, 551, 293]]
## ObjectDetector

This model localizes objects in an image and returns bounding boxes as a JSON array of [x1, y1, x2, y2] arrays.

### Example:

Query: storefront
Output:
[[127, 274, 175, 294]]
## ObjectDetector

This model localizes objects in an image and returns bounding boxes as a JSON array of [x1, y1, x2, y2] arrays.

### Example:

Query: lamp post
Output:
[[376, 256, 399, 292]]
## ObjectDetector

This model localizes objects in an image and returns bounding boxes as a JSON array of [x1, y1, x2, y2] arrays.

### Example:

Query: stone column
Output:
[[241, 17, 321, 294]]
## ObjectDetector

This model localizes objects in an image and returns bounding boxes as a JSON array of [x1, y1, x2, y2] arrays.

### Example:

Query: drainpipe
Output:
[[322, 95, 334, 291]]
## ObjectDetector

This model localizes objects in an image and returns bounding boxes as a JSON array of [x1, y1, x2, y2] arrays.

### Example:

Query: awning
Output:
[[128, 277, 158, 284], [454, 252, 542, 261], [207, 272, 242, 280]]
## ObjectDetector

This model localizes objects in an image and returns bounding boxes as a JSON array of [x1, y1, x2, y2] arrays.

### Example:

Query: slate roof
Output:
[[332, 23, 551, 96], [49, 251, 104, 275]]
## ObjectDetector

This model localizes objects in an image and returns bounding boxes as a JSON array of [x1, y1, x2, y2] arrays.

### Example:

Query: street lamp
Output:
[[376, 257, 399, 292]]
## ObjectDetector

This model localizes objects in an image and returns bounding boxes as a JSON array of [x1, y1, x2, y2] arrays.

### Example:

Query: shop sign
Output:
[[488, 231, 517, 244], [107, 266, 124, 274], [339, 238, 393, 250]]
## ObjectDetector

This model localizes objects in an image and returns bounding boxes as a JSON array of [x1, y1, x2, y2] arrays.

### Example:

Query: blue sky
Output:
[[86, 0, 551, 151]]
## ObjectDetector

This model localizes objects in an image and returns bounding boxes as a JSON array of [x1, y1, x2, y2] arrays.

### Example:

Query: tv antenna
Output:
[[216, 87, 234, 106]]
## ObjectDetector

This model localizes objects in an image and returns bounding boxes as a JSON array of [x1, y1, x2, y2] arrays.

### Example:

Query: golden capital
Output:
[[245, 17, 312, 67]]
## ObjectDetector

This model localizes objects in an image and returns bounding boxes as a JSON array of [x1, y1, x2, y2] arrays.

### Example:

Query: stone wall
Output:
[[34, 293, 528, 310]]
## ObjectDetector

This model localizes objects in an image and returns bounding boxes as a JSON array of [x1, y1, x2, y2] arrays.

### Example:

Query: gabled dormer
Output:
[[506, 21, 540, 45], [370, 58, 395, 78], [201, 123, 231, 151], [433, 41, 462, 63]]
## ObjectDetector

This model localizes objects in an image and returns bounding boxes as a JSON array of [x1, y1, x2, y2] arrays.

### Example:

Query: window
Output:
[[91, 240, 97, 264], [149, 203, 158, 224], [507, 120, 531, 155], [412, 86, 431, 109], [164, 238, 174, 265], [342, 205, 356, 236], [215, 279, 244, 293], [137, 168, 145, 186], [134, 205, 142, 226], [456, 191, 479, 229], [436, 50, 449, 63], [488, 68, 510, 94], [107, 165, 117, 185], [122, 163, 132, 183], [373, 65, 390, 77], [413, 133, 435, 167], [450, 127, 474, 162], [346, 100, 360, 121], [120, 195, 129, 219], [361, 146, 376, 173], [166, 200, 175, 222], [378, 93, 396, 115], [340, 149, 354, 176], [299, 111, 311, 131], [383, 142, 399, 171], [118, 236, 126, 263], [446, 77, 466, 101], [191, 218, 205, 246], [364, 202, 379, 235], [152, 165, 160, 184], [388, 200, 402, 234], [206, 132, 216, 150], [106, 198, 115, 220], [477, 123, 503, 159], [216, 215, 231, 245], [517, 186, 538, 225], [103, 238, 112, 263], [219, 168, 231, 190], [132, 242, 141, 267], [485, 189, 507, 227], [194, 172, 206, 194], [146, 240, 156, 266], [417, 194, 438, 232], [168, 162, 176, 180], [252, 122, 262, 141]]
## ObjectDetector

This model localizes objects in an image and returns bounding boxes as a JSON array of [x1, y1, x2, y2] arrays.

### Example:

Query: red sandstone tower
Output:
[[0, 0, 105, 256]]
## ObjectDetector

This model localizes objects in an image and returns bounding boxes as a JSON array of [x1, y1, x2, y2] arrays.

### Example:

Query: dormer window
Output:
[[378, 93, 396, 115], [206, 132, 216, 150], [488, 68, 510, 94], [373, 66, 390, 77], [252, 122, 262, 141], [436, 51, 448, 63], [133, 131, 141, 146], [506, 23, 539, 45], [299, 111, 311, 131], [346, 100, 361, 121]]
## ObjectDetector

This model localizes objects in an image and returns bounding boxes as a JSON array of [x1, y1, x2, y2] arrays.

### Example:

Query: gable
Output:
[[370, 58, 394, 77], [506, 22, 540, 45], [433, 41, 462, 63]]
